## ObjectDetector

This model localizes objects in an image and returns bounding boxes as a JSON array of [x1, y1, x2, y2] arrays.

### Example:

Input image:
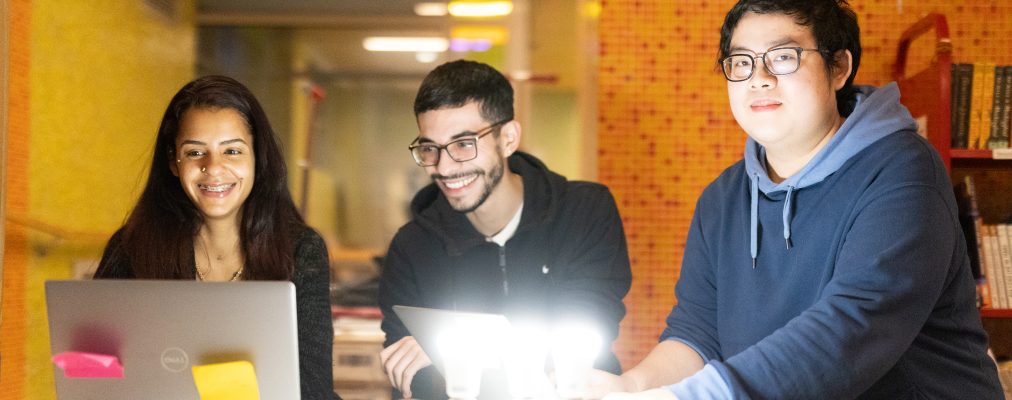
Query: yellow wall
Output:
[[14, 1, 196, 398], [30, 1, 195, 233]]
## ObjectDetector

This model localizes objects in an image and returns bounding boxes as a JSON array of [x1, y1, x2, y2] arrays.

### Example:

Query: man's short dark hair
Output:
[[413, 59, 514, 123], [718, 0, 861, 116]]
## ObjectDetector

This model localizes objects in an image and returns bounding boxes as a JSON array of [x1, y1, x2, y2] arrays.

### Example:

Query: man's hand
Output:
[[583, 368, 639, 399], [603, 388, 679, 400], [379, 336, 432, 398]]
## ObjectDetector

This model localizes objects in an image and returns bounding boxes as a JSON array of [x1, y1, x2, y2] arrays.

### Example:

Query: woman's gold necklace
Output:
[[195, 235, 244, 281]]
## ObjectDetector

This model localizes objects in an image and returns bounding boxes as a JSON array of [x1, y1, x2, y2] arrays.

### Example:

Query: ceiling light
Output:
[[451, 25, 508, 45], [449, 38, 493, 52], [447, 1, 513, 17], [416, 52, 440, 63], [362, 37, 449, 52], [414, 2, 448, 16]]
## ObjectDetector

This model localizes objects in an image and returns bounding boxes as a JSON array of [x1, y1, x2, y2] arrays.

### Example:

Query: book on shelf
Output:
[[1000, 225, 1012, 309], [999, 66, 1007, 149], [979, 64, 995, 149], [955, 176, 988, 307], [956, 177, 983, 276], [968, 63, 985, 148], [974, 223, 1012, 310], [955, 175, 1012, 310], [952, 63, 973, 148], [990, 67, 1009, 149], [986, 225, 1005, 309], [951, 62, 1012, 151]]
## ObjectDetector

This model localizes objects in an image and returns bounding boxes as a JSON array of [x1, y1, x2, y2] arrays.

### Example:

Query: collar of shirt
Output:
[[485, 202, 524, 246]]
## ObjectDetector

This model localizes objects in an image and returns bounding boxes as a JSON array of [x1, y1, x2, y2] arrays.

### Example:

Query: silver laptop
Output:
[[391, 305, 511, 375], [45, 279, 301, 400]]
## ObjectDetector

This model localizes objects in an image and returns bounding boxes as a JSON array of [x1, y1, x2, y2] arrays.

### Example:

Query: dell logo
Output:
[[160, 347, 190, 372]]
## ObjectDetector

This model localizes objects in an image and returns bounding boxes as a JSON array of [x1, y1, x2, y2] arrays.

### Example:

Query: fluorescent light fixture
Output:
[[447, 1, 513, 17], [414, 2, 448, 16], [362, 37, 449, 52], [510, 70, 532, 81], [415, 52, 440, 63], [451, 25, 508, 44], [449, 38, 493, 52]]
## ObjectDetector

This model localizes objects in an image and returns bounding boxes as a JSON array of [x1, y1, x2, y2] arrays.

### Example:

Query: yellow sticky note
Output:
[[191, 360, 260, 400]]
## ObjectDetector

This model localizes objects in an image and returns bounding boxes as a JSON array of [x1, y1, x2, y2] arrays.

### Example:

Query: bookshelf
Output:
[[894, 13, 1012, 357]]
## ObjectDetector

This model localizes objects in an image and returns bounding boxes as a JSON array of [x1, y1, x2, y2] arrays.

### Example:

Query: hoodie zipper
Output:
[[499, 245, 509, 296]]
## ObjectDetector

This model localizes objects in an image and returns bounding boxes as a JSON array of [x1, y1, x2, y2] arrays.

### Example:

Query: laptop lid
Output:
[[45, 279, 301, 400], [391, 305, 511, 375]]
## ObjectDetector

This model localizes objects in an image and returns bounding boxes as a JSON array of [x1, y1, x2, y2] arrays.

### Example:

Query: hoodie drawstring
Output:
[[750, 173, 758, 269], [783, 186, 795, 250], [750, 175, 797, 270]]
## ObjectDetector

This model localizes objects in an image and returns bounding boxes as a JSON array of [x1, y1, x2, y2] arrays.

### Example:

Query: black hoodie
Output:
[[379, 151, 632, 399]]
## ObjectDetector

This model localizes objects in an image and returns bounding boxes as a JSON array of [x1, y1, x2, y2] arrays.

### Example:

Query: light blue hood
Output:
[[742, 82, 918, 268]]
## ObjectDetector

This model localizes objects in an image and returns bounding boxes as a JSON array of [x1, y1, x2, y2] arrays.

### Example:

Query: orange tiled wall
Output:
[[599, 0, 1012, 368], [2, 1, 31, 399]]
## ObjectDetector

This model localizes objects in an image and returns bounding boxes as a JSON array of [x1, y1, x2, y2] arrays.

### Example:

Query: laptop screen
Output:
[[45, 279, 301, 400], [392, 305, 512, 374]]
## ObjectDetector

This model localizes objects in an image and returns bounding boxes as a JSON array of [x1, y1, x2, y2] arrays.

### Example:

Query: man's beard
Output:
[[432, 152, 506, 213]]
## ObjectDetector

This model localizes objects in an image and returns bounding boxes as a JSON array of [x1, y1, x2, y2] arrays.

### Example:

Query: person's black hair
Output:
[[719, 0, 861, 116], [413, 59, 514, 123], [98, 75, 304, 280]]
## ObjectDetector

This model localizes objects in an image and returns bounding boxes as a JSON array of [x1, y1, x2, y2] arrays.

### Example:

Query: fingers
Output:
[[380, 337, 432, 398], [602, 388, 678, 400], [379, 339, 403, 392], [584, 369, 625, 399]]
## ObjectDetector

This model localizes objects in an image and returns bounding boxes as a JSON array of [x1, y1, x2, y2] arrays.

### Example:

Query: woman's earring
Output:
[[201, 167, 207, 173]]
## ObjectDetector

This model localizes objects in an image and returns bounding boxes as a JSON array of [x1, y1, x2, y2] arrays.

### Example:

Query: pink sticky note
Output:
[[52, 351, 124, 378]]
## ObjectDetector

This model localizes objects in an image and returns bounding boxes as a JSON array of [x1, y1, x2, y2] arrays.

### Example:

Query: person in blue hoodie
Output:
[[589, 1, 1003, 399]]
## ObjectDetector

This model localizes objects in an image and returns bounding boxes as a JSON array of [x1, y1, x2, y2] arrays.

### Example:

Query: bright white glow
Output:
[[551, 323, 602, 399], [439, 329, 485, 399], [414, 2, 449, 16], [448, 1, 513, 17], [362, 37, 449, 52], [510, 70, 533, 81], [504, 326, 550, 399], [415, 52, 439, 63]]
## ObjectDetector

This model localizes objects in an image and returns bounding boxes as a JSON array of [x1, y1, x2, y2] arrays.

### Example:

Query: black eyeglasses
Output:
[[720, 47, 827, 82], [408, 119, 511, 167]]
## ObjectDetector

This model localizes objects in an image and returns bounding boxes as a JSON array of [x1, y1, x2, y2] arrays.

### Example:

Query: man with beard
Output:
[[378, 60, 632, 399]]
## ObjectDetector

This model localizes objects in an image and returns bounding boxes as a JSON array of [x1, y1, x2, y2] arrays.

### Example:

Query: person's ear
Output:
[[831, 49, 853, 91], [169, 153, 180, 177], [499, 120, 522, 157]]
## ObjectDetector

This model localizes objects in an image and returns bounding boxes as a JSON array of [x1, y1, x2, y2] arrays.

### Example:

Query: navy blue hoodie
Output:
[[661, 83, 1002, 399]]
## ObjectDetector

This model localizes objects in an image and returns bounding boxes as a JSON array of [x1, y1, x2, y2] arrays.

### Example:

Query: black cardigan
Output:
[[94, 227, 339, 400]]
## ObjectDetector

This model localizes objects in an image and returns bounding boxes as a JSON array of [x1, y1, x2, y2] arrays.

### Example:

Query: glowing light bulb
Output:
[[551, 323, 602, 399], [504, 326, 550, 399], [439, 329, 484, 399]]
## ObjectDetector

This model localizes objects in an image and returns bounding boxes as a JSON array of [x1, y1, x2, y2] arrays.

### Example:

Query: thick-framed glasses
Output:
[[720, 47, 827, 82], [408, 119, 511, 167]]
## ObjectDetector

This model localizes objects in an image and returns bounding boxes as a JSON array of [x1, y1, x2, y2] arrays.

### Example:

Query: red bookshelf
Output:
[[952, 149, 997, 159], [952, 149, 1012, 160], [895, 14, 1012, 357], [982, 308, 1012, 319]]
